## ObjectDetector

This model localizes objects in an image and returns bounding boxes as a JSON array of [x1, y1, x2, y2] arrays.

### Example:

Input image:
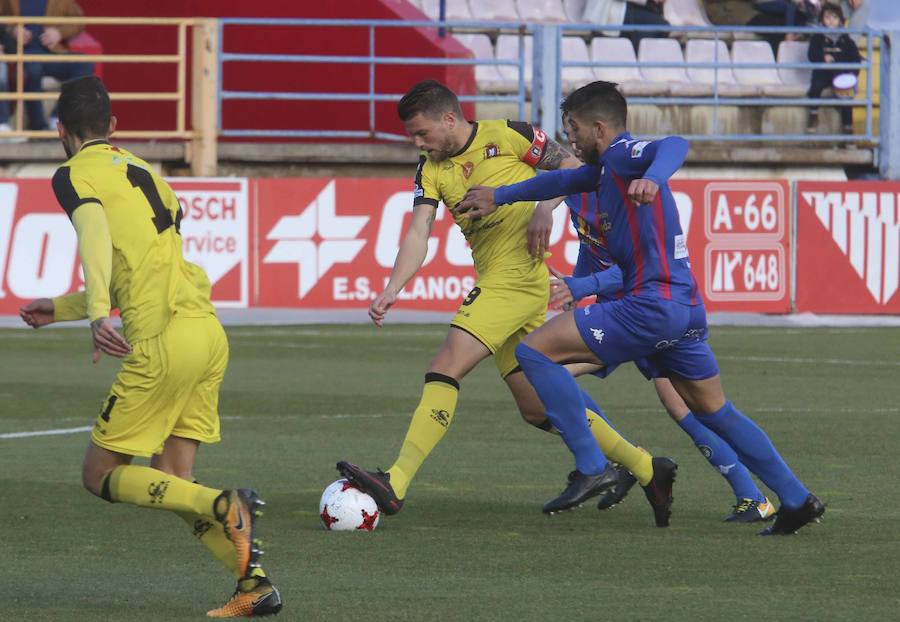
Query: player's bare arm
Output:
[[370, 203, 437, 326], [536, 138, 580, 171]]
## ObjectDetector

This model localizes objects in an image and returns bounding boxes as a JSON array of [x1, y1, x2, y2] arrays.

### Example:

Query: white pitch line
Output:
[[718, 355, 899, 367], [0, 425, 92, 439]]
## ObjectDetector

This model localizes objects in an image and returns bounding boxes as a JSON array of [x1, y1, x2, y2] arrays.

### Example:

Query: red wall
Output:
[[79, 0, 475, 138]]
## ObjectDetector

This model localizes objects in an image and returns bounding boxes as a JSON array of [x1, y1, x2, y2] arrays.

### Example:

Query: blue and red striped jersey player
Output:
[[459, 80, 824, 535], [558, 189, 776, 523]]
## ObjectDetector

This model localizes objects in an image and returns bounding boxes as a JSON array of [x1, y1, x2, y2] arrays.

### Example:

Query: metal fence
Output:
[[218, 17, 530, 140], [215, 17, 897, 176]]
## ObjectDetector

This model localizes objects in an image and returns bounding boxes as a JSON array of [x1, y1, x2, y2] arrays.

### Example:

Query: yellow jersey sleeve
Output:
[[504, 120, 549, 168], [413, 154, 440, 208], [51, 164, 101, 217], [52, 165, 113, 321], [71, 203, 113, 321], [52, 291, 87, 322]]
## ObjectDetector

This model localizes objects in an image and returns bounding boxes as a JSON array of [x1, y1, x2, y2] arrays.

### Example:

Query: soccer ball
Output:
[[319, 479, 380, 532]]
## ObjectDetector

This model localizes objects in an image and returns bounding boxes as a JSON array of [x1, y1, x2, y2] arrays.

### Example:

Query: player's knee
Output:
[[81, 463, 109, 499]]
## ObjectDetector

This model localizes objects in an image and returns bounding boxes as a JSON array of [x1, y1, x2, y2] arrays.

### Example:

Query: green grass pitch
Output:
[[1, 324, 898, 621]]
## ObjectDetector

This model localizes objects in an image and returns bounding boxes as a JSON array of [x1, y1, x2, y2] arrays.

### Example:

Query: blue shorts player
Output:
[[557, 188, 776, 523], [459, 81, 824, 535]]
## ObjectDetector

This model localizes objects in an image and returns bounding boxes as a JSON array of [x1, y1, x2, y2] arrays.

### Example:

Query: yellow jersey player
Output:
[[338, 80, 668, 519], [18, 77, 282, 618]]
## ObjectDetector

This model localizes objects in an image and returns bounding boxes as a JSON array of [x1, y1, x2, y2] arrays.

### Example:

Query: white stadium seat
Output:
[[638, 38, 713, 96], [732, 40, 805, 97], [563, 0, 587, 22], [684, 39, 759, 97], [590, 37, 668, 95], [561, 36, 595, 93], [478, 0, 522, 21], [495, 34, 534, 92], [517, 0, 568, 22], [776, 40, 814, 92], [454, 34, 509, 93]]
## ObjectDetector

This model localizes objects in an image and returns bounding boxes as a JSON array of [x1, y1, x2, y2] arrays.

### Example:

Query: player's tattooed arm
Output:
[[537, 138, 580, 170]]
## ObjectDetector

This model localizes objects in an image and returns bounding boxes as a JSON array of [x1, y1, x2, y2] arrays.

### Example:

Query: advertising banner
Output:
[[0, 178, 249, 315], [253, 178, 792, 313], [796, 181, 900, 313]]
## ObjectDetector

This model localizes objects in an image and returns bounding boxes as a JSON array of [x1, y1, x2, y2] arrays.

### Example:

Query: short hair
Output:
[[561, 81, 627, 129], [57, 76, 111, 140], [820, 2, 845, 24], [397, 80, 463, 121]]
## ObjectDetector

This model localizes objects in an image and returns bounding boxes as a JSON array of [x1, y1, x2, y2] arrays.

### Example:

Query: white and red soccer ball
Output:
[[319, 479, 380, 532]]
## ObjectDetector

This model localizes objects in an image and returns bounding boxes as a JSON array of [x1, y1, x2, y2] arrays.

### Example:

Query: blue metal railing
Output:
[[216, 18, 889, 159], [218, 18, 531, 140]]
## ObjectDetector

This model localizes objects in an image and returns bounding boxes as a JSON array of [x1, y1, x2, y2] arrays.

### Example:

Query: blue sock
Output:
[[693, 401, 809, 509], [516, 343, 608, 475], [678, 412, 765, 503]]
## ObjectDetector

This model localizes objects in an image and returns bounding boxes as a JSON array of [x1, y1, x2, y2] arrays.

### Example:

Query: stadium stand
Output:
[[637, 37, 713, 96], [517, 0, 568, 23], [563, 0, 586, 21], [664, 0, 714, 28], [684, 39, 758, 97], [560, 35, 595, 93], [476, 0, 521, 21], [732, 39, 806, 97], [417, 0, 475, 20], [454, 33, 510, 93], [495, 33, 534, 92], [590, 36, 667, 95]]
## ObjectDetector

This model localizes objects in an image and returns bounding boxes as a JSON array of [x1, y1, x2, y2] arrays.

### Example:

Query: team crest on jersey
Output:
[[462, 161, 475, 179], [483, 143, 500, 159]]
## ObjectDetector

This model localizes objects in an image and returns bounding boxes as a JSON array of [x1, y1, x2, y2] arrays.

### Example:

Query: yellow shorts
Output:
[[451, 261, 549, 377], [91, 314, 229, 457]]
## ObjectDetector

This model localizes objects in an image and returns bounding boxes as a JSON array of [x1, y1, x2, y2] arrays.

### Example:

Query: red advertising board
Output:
[[674, 180, 790, 312], [252, 178, 791, 313], [0, 177, 796, 316], [0, 178, 250, 315], [796, 181, 900, 313]]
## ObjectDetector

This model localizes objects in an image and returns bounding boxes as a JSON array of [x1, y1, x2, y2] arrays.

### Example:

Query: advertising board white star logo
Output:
[[264, 181, 368, 299]]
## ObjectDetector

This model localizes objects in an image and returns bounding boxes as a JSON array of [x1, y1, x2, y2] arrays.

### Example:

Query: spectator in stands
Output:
[[806, 2, 860, 134], [0, 0, 94, 131], [748, 0, 819, 54], [583, 0, 670, 48]]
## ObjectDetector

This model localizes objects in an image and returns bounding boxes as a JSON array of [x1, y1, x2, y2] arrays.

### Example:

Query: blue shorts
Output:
[[577, 295, 720, 381]]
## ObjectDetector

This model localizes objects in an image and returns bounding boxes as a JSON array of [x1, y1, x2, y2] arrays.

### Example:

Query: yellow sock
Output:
[[177, 512, 242, 578], [104, 465, 221, 515], [585, 409, 654, 486], [387, 373, 459, 499]]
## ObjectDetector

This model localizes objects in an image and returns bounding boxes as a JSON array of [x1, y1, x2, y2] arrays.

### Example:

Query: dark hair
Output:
[[561, 81, 627, 129], [397, 79, 463, 121], [820, 2, 845, 25], [57, 76, 111, 140]]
